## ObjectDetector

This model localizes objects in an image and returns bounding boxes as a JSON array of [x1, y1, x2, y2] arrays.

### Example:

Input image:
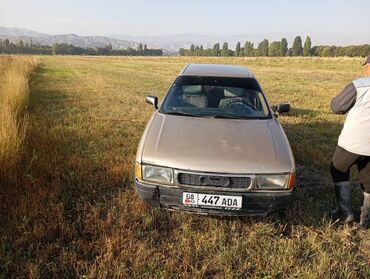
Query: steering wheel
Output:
[[220, 97, 257, 111]]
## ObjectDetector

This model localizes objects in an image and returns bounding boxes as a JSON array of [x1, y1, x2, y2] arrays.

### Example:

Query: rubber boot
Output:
[[359, 192, 370, 228], [330, 181, 355, 223]]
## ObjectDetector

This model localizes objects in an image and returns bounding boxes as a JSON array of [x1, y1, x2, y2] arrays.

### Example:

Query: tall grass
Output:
[[0, 56, 37, 180]]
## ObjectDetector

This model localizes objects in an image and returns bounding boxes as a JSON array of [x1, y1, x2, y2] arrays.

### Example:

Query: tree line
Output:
[[0, 39, 163, 56], [179, 36, 370, 57]]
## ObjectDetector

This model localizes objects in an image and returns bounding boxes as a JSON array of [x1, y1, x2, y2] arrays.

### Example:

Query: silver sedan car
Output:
[[134, 64, 296, 216]]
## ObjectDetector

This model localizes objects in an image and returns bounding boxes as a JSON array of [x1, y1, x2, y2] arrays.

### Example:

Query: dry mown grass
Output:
[[0, 56, 369, 278], [0, 56, 37, 180]]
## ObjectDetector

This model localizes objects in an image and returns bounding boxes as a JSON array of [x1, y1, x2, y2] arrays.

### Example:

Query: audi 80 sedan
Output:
[[134, 64, 296, 216]]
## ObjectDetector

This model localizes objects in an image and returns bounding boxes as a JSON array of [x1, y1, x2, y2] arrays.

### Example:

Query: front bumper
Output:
[[135, 179, 296, 216]]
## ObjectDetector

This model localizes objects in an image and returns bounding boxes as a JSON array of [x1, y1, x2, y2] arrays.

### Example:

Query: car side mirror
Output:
[[273, 103, 290, 114], [146, 95, 158, 109]]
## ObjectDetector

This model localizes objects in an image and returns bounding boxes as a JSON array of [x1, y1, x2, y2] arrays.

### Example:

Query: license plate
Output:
[[182, 192, 242, 210]]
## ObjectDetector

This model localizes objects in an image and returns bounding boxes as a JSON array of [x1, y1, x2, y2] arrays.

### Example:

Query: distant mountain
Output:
[[112, 32, 370, 51], [0, 26, 48, 38], [0, 26, 139, 50], [1, 26, 368, 53]]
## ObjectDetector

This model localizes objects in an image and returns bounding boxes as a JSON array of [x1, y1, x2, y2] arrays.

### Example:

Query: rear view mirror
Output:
[[146, 95, 158, 109], [273, 103, 290, 114]]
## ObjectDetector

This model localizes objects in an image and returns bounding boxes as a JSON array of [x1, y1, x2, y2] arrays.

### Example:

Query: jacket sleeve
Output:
[[330, 82, 357, 114]]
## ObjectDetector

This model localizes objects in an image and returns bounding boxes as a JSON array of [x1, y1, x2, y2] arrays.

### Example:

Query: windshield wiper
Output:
[[165, 111, 259, 119], [212, 114, 241, 119], [165, 111, 200, 117], [212, 115, 262, 119]]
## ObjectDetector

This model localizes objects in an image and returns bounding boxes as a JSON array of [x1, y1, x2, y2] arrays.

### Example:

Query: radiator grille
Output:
[[178, 173, 251, 188]]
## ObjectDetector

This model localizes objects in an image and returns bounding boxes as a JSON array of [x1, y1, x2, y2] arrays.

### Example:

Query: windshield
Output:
[[160, 76, 271, 119]]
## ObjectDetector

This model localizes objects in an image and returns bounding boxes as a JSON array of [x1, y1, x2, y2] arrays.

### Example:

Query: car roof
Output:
[[179, 64, 254, 78]]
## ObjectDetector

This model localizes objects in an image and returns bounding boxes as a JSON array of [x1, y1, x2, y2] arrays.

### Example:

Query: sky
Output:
[[0, 0, 369, 37]]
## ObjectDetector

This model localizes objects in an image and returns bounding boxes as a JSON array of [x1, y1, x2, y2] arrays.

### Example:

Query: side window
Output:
[[253, 91, 268, 113]]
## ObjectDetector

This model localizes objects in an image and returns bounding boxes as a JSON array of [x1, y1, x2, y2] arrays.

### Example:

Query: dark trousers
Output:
[[330, 146, 370, 193]]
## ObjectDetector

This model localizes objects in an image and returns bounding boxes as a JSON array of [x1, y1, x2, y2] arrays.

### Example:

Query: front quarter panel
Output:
[[135, 111, 157, 164], [276, 118, 296, 173], [269, 118, 296, 173]]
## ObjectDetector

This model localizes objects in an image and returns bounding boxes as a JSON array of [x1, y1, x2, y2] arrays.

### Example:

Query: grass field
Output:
[[0, 55, 369, 278], [0, 56, 37, 181]]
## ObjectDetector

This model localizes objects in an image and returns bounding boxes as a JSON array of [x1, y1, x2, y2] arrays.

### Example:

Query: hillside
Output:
[[0, 26, 139, 49]]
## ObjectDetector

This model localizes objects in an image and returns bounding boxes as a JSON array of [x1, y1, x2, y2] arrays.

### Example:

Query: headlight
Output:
[[256, 174, 290, 190], [142, 165, 174, 184]]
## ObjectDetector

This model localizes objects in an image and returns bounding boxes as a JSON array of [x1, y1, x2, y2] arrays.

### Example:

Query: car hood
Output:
[[140, 112, 295, 174]]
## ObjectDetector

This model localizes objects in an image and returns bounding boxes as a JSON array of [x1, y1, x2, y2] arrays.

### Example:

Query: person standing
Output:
[[330, 55, 370, 228]]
